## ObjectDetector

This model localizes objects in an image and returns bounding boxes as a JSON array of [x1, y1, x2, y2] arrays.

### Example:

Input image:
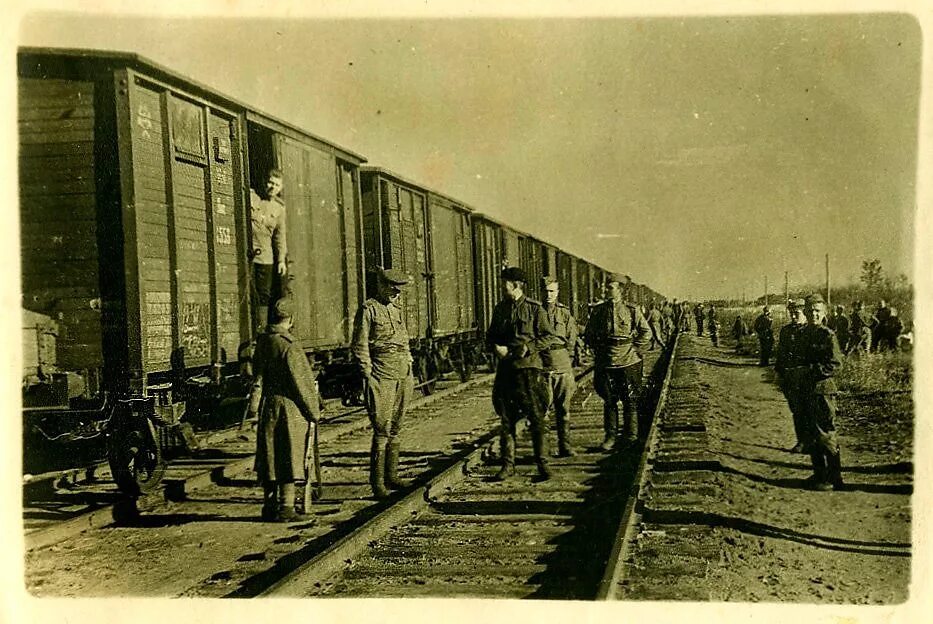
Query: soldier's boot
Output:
[[620, 403, 639, 447], [601, 405, 618, 451], [493, 435, 516, 481], [275, 482, 301, 522], [805, 451, 832, 491], [556, 414, 575, 457], [531, 423, 552, 480], [385, 440, 413, 490], [261, 481, 277, 522], [825, 450, 844, 490], [254, 305, 269, 335], [370, 438, 390, 499]]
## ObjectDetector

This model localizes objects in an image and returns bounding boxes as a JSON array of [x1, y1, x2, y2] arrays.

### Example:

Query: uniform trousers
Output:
[[493, 367, 551, 464], [547, 370, 577, 451], [365, 373, 414, 446], [594, 362, 643, 443], [779, 369, 809, 446]]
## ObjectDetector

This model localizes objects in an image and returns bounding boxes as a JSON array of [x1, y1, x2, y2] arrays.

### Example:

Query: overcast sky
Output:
[[19, 11, 921, 300]]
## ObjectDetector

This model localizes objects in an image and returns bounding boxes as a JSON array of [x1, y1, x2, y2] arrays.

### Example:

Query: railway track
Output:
[[23, 375, 489, 552], [256, 342, 677, 599]]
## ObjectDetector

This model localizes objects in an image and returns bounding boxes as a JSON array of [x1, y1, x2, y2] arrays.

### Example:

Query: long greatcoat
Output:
[[249, 326, 320, 483]]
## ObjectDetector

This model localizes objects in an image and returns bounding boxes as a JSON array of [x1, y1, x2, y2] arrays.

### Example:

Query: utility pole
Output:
[[784, 271, 789, 304], [764, 275, 768, 307], [825, 254, 831, 308]]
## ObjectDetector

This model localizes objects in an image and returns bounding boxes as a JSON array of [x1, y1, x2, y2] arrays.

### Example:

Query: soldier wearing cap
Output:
[[351, 268, 416, 498], [753, 306, 775, 366], [647, 302, 664, 350], [248, 297, 321, 522], [775, 298, 809, 453], [487, 266, 556, 480], [828, 304, 851, 354], [798, 293, 845, 490], [541, 275, 579, 457], [707, 305, 720, 347], [849, 301, 876, 355], [584, 271, 652, 451]]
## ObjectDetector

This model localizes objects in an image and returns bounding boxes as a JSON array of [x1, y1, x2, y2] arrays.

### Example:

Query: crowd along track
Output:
[[258, 340, 677, 599]]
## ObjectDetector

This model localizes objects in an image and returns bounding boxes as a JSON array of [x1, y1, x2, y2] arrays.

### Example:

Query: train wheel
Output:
[[108, 420, 166, 496]]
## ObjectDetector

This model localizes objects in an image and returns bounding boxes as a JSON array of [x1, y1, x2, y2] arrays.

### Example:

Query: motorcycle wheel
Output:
[[108, 420, 166, 496]]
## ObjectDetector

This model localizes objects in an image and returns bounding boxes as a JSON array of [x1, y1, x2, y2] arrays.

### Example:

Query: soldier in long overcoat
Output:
[[754, 307, 775, 366], [248, 297, 321, 522], [774, 299, 808, 453]]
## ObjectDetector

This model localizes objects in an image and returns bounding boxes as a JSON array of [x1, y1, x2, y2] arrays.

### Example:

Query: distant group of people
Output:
[[829, 299, 906, 354]]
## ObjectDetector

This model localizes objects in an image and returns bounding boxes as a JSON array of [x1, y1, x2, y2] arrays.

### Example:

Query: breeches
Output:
[[366, 374, 414, 442], [803, 393, 839, 455]]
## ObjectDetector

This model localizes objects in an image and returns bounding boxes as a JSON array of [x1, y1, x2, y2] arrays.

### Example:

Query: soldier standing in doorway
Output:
[[584, 272, 652, 451], [249, 167, 288, 334], [754, 306, 775, 366], [248, 297, 320, 522], [774, 298, 809, 454], [487, 267, 556, 481], [541, 276, 579, 457], [351, 268, 416, 498]]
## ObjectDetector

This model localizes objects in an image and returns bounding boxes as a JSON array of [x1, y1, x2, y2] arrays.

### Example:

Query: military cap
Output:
[[607, 272, 629, 284], [501, 266, 526, 282], [272, 297, 295, 320], [378, 267, 409, 286], [542, 274, 559, 286], [805, 293, 825, 306]]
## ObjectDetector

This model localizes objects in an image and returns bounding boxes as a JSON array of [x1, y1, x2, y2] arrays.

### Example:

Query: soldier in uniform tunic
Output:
[[647, 303, 664, 350], [584, 272, 652, 451], [541, 276, 579, 457], [248, 167, 288, 334], [849, 301, 876, 355], [351, 268, 416, 498], [774, 299, 809, 453], [248, 297, 321, 522], [707, 305, 720, 347], [754, 307, 775, 366], [487, 267, 556, 481], [797, 294, 845, 490]]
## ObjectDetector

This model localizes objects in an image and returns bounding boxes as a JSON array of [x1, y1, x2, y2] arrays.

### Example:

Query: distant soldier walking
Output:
[[584, 272, 652, 451], [351, 268, 416, 498], [753, 307, 775, 366], [872, 300, 891, 352], [774, 299, 809, 453], [661, 301, 674, 342], [707, 305, 719, 347], [647, 303, 664, 350], [828, 304, 850, 354], [849, 301, 875, 355], [487, 267, 555, 480], [541, 276, 579, 457], [732, 315, 748, 353], [694, 303, 705, 336], [798, 294, 845, 490], [248, 297, 321, 522]]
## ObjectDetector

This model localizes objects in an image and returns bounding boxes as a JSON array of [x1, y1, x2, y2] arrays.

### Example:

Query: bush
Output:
[[836, 351, 912, 394]]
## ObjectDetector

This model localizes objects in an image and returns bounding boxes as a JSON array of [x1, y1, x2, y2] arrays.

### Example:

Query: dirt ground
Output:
[[630, 333, 913, 603]]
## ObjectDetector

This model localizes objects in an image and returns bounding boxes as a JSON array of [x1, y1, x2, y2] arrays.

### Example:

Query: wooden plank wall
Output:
[[208, 113, 240, 362], [19, 78, 103, 371]]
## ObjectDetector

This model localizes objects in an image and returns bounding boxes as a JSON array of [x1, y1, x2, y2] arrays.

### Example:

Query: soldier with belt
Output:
[[796, 294, 845, 490], [647, 303, 664, 350], [541, 275, 579, 457], [487, 267, 556, 481], [584, 272, 651, 451], [351, 268, 415, 498], [849, 301, 876, 355], [754, 306, 775, 366], [248, 297, 321, 522], [774, 298, 808, 453]]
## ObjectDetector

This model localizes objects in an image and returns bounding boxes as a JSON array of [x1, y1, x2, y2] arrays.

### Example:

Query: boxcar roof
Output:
[[18, 46, 367, 164], [360, 165, 475, 213]]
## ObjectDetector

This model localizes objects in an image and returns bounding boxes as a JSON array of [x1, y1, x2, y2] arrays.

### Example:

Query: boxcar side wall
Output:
[[471, 217, 502, 335], [19, 76, 105, 373], [428, 196, 474, 337], [121, 70, 250, 379]]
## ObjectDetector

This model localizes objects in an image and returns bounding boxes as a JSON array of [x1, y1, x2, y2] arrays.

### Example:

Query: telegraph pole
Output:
[[825, 254, 831, 308], [764, 275, 768, 307], [784, 271, 789, 304]]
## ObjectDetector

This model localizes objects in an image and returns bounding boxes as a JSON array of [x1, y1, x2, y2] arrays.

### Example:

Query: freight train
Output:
[[18, 47, 665, 492]]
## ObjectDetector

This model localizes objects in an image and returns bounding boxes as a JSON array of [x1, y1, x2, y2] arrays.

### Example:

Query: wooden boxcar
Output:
[[359, 167, 477, 385], [471, 213, 504, 341], [245, 111, 366, 395], [19, 47, 367, 413]]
